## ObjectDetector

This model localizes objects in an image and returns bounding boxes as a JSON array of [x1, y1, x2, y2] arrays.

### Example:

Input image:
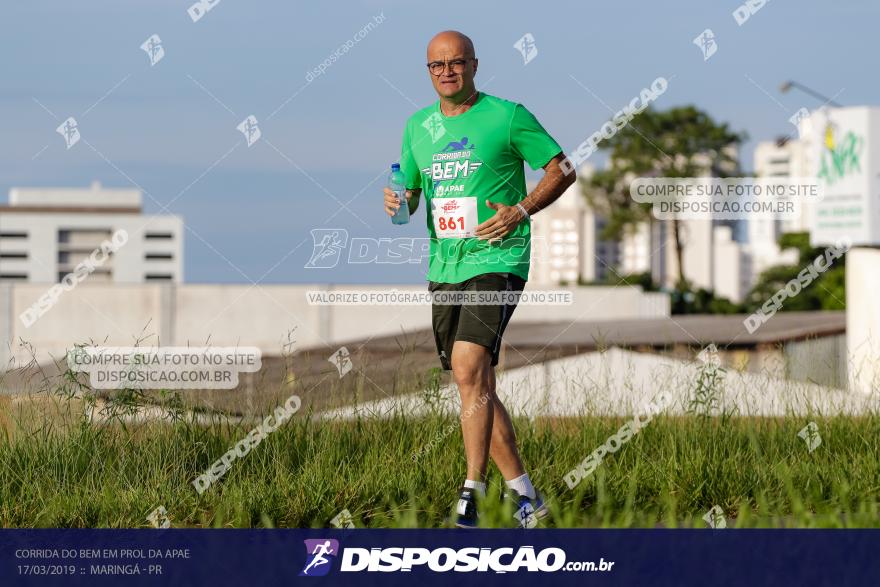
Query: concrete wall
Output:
[[323, 347, 876, 420], [785, 334, 847, 389], [0, 282, 670, 368]]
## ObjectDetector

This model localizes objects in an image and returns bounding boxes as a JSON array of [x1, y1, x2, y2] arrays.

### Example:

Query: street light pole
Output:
[[779, 80, 842, 107]]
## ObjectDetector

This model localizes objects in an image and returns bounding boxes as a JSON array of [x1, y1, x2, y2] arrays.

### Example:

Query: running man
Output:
[[302, 541, 334, 575], [383, 31, 574, 527]]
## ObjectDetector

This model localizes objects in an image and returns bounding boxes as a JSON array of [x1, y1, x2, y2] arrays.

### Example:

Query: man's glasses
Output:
[[426, 58, 473, 76]]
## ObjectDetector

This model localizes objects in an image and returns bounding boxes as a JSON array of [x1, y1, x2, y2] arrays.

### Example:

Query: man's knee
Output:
[[451, 341, 493, 391], [452, 363, 485, 391]]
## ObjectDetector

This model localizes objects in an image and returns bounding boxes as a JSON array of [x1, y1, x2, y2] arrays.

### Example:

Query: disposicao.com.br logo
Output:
[[299, 541, 613, 575]]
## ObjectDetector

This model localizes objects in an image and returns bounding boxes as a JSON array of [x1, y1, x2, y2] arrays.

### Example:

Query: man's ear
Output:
[[472, 58, 478, 76]]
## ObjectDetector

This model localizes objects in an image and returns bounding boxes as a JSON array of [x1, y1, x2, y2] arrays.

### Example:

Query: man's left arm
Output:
[[475, 154, 575, 240]]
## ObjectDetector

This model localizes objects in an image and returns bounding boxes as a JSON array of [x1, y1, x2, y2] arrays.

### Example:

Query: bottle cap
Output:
[[391, 163, 400, 170]]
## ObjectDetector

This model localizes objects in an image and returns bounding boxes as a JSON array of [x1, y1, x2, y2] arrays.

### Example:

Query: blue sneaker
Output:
[[508, 489, 549, 528], [455, 487, 479, 528]]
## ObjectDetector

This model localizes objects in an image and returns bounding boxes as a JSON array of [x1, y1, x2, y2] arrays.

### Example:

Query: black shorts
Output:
[[429, 272, 526, 370]]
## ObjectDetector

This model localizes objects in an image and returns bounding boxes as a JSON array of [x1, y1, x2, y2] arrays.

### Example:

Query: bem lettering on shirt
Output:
[[400, 92, 562, 284]]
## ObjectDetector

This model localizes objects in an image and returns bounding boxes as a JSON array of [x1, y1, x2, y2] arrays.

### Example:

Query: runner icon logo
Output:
[[305, 229, 349, 269], [300, 539, 340, 577]]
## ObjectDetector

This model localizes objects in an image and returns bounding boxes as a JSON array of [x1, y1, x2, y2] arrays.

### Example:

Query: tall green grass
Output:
[[1, 399, 878, 528]]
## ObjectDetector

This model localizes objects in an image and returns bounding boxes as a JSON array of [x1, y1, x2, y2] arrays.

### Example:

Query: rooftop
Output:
[[4, 181, 141, 212], [502, 311, 846, 350]]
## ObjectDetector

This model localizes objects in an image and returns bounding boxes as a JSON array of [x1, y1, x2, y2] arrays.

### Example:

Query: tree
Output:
[[743, 232, 846, 312], [580, 106, 747, 290]]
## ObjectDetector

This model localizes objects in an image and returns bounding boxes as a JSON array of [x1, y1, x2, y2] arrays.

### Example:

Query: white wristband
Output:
[[516, 203, 530, 220]]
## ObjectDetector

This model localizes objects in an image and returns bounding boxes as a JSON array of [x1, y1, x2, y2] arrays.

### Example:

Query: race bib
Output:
[[431, 196, 477, 239]]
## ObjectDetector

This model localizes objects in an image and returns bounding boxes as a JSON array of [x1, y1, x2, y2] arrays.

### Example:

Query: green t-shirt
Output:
[[400, 92, 562, 284]]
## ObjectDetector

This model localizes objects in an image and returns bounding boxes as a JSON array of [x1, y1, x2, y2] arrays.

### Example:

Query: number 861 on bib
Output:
[[431, 196, 477, 239]]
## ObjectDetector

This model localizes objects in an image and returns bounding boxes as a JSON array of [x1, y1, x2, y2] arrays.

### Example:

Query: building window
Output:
[[0, 252, 27, 259], [0, 273, 28, 280], [145, 253, 173, 260], [60, 270, 111, 283], [0, 231, 27, 238], [58, 228, 112, 246], [145, 274, 174, 280], [145, 232, 174, 240]]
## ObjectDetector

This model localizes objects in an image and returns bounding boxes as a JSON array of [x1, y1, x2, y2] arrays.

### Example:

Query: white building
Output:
[[619, 222, 651, 276], [609, 147, 754, 301], [528, 165, 619, 284], [636, 217, 749, 301], [738, 137, 808, 292], [753, 137, 812, 235], [0, 181, 183, 283], [530, 139, 822, 303], [532, 162, 752, 300], [713, 224, 752, 302]]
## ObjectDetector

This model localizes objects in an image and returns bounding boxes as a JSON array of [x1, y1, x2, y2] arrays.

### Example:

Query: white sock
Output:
[[463, 479, 486, 497], [506, 473, 536, 500]]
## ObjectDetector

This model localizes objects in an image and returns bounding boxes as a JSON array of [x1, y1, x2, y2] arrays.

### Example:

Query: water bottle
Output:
[[389, 163, 410, 225]]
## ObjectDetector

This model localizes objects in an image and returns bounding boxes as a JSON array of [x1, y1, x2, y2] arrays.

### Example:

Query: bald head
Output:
[[426, 30, 478, 101], [427, 30, 475, 60]]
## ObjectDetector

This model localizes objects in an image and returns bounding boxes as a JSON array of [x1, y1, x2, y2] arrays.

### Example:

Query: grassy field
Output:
[[1, 388, 879, 528]]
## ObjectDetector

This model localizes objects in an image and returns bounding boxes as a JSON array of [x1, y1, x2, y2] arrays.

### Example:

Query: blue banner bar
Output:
[[2, 529, 878, 586]]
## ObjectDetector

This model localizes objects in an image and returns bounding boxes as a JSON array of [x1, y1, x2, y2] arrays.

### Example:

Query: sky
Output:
[[1, 0, 877, 283]]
